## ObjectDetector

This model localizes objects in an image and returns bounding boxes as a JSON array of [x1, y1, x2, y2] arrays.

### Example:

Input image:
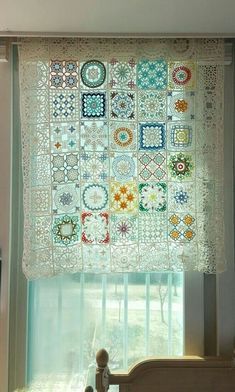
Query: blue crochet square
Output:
[[139, 122, 166, 150], [81, 92, 106, 118], [137, 59, 167, 90]]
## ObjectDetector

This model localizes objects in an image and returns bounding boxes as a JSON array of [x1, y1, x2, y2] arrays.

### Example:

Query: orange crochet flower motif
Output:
[[183, 214, 194, 226], [111, 182, 138, 212], [169, 214, 195, 242], [174, 99, 188, 113], [120, 185, 128, 194], [127, 193, 134, 202], [170, 229, 180, 240], [169, 214, 180, 226], [114, 193, 121, 201], [184, 229, 194, 240]]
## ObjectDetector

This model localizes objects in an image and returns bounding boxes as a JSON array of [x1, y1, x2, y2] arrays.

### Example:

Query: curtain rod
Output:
[[0, 38, 233, 65], [0, 32, 235, 38]]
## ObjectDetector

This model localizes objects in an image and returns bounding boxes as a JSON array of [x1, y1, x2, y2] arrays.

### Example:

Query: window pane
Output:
[[27, 272, 183, 391]]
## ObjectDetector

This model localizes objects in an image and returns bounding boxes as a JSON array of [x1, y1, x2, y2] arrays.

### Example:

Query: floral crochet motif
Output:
[[110, 122, 137, 151], [53, 215, 80, 245], [168, 152, 194, 180], [169, 213, 195, 242], [138, 91, 166, 121], [51, 153, 79, 183], [111, 182, 138, 212], [168, 91, 195, 120], [81, 93, 106, 118], [139, 183, 167, 212], [81, 121, 108, 151], [81, 60, 106, 88], [54, 184, 79, 213], [110, 91, 135, 120], [81, 151, 108, 182], [175, 99, 188, 112], [111, 214, 138, 243], [114, 127, 133, 147], [109, 58, 136, 89], [82, 184, 108, 211], [111, 154, 136, 181], [50, 60, 78, 89], [82, 212, 109, 243], [137, 59, 167, 90], [139, 123, 166, 150], [170, 124, 192, 148], [169, 62, 196, 90], [174, 190, 189, 205]]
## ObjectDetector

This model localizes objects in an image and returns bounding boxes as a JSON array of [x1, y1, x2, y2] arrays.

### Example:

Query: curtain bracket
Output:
[[0, 39, 10, 62]]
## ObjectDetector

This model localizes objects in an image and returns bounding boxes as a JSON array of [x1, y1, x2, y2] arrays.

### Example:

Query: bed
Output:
[[85, 349, 235, 392]]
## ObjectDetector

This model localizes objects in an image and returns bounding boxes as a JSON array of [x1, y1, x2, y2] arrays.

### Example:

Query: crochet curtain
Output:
[[19, 38, 225, 279]]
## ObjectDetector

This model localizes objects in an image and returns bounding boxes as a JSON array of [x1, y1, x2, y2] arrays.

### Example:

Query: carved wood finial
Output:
[[85, 387, 94, 392], [96, 349, 110, 392], [96, 348, 109, 368]]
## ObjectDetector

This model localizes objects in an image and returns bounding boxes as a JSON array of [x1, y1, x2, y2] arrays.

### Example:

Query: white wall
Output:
[[0, 0, 235, 35]]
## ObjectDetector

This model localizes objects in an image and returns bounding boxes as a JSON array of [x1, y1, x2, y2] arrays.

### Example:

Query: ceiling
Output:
[[1, 0, 235, 36]]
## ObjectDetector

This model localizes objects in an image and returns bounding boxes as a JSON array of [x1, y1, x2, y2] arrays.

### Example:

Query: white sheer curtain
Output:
[[25, 272, 183, 391]]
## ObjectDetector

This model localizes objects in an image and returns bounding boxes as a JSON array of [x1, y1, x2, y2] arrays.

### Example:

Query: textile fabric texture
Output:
[[19, 38, 225, 278]]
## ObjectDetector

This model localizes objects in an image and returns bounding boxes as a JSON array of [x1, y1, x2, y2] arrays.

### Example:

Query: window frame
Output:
[[0, 40, 234, 391], [0, 44, 12, 392]]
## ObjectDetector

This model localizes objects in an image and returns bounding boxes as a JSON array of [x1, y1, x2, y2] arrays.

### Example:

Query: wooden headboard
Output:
[[85, 349, 235, 392]]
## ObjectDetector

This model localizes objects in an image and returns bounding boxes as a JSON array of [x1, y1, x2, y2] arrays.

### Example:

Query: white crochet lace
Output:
[[18, 38, 225, 278]]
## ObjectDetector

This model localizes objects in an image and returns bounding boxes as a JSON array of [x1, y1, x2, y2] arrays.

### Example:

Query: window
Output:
[[27, 272, 184, 390], [0, 39, 234, 392]]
